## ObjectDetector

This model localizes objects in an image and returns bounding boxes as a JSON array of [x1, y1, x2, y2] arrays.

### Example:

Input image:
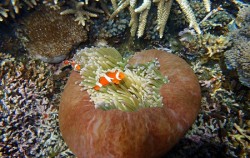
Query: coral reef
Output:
[[60, 0, 105, 30], [165, 3, 250, 156], [17, 6, 87, 63], [185, 57, 250, 157], [0, 0, 38, 21], [110, 0, 212, 38], [0, 0, 249, 157], [59, 49, 201, 157], [178, 29, 230, 62], [224, 4, 250, 88], [234, 2, 250, 28], [91, 12, 130, 43], [0, 52, 72, 157]]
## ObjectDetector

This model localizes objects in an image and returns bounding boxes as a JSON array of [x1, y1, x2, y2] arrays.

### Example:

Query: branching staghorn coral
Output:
[[0, 0, 38, 21], [203, 0, 211, 12], [0, 6, 9, 21], [60, 0, 104, 30], [229, 122, 250, 156], [73, 47, 168, 111], [0, 0, 107, 26], [110, 0, 211, 38]]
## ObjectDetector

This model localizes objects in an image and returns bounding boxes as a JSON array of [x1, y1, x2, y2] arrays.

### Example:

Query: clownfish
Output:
[[63, 60, 81, 71], [94, 70, 125, 91]]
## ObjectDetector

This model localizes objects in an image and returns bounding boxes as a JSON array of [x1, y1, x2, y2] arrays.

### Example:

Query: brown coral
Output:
[[18, 6, 88, 63], [179, 30, 230, 62]]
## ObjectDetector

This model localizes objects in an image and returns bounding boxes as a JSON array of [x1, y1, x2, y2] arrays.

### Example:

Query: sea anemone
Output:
[[59, 48, 201, 157], [73, 47, 168, 111]]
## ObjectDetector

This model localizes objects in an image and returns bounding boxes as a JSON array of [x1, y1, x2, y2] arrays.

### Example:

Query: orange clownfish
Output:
[[94, 70, 125, 91], [63, 60, 81, 71]]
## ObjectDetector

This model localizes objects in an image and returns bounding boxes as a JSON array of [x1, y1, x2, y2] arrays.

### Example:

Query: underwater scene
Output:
[[0, 0, 249, 157]]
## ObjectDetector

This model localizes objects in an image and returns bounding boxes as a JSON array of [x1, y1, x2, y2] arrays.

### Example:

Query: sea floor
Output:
[[0, 0, 249, 157]]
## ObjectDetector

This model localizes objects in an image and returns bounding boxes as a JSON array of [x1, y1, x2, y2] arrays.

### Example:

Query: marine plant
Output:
[[72, 47, 168, 111]]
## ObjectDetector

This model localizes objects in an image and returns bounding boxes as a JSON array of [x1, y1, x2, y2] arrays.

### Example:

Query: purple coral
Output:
[[0, 53, 72, 157]]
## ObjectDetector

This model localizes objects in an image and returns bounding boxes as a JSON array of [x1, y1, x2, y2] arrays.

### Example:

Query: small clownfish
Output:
[[63, 60, 81, 71], [94, 70, 125, 91]]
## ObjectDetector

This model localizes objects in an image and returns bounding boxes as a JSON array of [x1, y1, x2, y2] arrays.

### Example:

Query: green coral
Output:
[[73, 47, 168, 112]]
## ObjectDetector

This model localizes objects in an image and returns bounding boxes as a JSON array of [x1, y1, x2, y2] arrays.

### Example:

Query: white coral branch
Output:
[[135, 0, 151, 13]]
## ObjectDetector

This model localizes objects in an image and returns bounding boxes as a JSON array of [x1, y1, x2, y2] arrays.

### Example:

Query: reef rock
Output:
[[59, 49, 201, 157], [18, 6, 87, 63]]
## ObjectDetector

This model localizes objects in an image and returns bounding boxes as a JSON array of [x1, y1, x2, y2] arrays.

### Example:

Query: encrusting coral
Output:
[[17, 6, 88, 63], [59, 48, 201, 157], [110, 0, 211, 38]]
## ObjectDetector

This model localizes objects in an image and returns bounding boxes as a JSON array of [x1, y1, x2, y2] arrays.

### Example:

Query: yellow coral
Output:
[[203, 0, 211, 12], [175, 0, 201, 34], [156, 0, 173, 38]]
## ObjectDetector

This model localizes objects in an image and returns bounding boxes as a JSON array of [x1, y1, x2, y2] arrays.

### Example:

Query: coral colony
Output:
[[0, 0, 250, 157], [1, 0, 211, 38], [110, 0, 209, 38], [0, 53, 71, 157], [73, 47, 168, 111]]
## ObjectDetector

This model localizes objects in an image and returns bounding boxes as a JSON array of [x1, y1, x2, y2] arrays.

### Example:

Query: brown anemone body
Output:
[[59, 50, 201, 158]]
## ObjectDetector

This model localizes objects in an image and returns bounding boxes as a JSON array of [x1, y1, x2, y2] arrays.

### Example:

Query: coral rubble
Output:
[[17, 6, 87, 63]]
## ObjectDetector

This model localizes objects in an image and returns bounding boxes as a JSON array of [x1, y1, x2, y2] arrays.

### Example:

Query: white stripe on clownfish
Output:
[[96, 82, 103, 88], [93, 70, 125, 91], [103, 74, 113, 82], [116, 71, 122, 80]]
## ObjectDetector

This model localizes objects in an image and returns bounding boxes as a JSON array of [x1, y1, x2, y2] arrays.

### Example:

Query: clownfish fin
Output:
[[112, 79, 120, 84], [74, 64, 81, 71], [94, 85, 100, 91], [63, 60, 70, 65], [106, 71, 116, 79], [94, 82, 103, 91]]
